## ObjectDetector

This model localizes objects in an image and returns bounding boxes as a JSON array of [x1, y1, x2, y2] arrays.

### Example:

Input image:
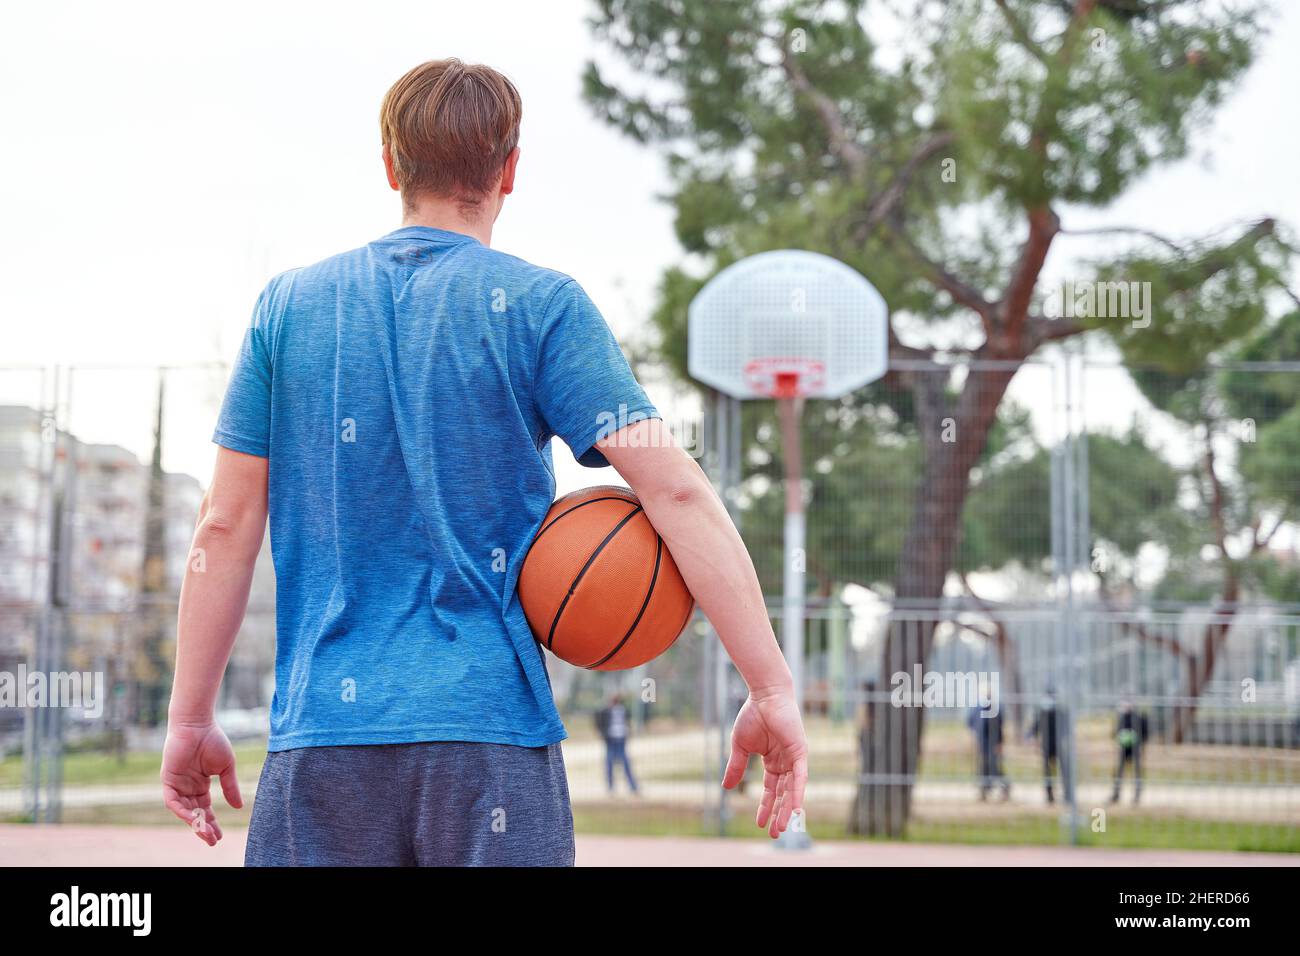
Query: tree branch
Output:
[[1203, 436, 1230, 562], [884, 326, 936, 393], [1099, 583, 1190, 659], [1027, 0, 1095, 162], [886, 216, 997, 335], [1025, 313, 1084, 351], [954, 620, 998, 642], [888, 326, 935, 364], [994, 2, 1093, 353], [855, 131, 956, 242], [994, 0, 1051, 65], [1058, 225, 1189, 255], [1179, 218, 1276, 287], [1252, 514, 1285, 553], [998, 205, 1061, 352], [1120, 618, 1189, 659], [994, 1, 1094, 355], [1030, 218, 1280, 351], [780, 34, 867, 177], [1056, 0, 1098, 58]]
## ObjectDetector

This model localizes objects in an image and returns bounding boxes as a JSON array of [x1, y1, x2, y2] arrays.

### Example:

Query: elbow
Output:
[[663, 468, 714, 509], [193, 493, 231, 539], [618, 443, 714, 512], [667, 482, 699, 507], [192, 507, 262, 554], [194, 511, 238, 540]]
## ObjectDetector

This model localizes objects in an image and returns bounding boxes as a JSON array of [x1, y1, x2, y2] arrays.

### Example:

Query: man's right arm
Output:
[[597, 418, 807, 837]]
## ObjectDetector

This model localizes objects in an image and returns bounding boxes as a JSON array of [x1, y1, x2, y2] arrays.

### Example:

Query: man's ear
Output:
[[499, 146, 520, 196], [382, 143, 400, 192]]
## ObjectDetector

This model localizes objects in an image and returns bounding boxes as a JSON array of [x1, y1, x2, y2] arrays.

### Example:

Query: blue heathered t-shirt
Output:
[[213, 226, 658, 751]]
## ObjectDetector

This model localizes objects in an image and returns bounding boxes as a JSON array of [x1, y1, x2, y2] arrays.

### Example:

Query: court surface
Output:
[[0, 825, 1294, 867]]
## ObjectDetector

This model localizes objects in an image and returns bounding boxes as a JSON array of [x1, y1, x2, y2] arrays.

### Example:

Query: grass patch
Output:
[[571, 803, 1300, 852], [0, 743, 268, 788], [4, 801, 255, 829]]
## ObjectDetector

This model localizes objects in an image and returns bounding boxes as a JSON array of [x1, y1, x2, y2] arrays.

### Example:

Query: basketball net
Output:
[[742, 358, 825, 400]]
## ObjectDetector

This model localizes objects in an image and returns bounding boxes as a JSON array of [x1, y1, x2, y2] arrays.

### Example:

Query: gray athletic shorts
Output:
[[245, 741, 574, 867]]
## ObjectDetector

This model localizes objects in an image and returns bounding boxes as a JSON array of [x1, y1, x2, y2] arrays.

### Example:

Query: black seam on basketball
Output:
[[546, 505, 643, 650], [534, 495, 638, 543], [587, 533, 662, 669]]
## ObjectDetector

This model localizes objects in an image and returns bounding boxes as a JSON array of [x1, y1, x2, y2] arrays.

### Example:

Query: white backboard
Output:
[[687, 250, 889, 399]]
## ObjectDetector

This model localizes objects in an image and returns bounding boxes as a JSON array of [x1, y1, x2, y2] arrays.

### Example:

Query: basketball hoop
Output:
[[743, 358, 826, 399], [688, 250, 888, 400]]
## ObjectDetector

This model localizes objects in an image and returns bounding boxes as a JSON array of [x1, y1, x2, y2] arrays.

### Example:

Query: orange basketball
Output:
[[518, 486, 695, 670]]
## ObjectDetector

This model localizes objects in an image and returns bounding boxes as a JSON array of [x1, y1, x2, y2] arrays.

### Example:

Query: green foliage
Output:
[[740, 401, 922, 594], [732, 395, 1195, 594], [1239, 403, 1300, 512], [585, 0, 1286, 600], [588, 0, 1267, 287], [1126, 337, 1300, 605], [959, 427, 1186, 576], [939, 0, 1261, 207], [1088, 227, 1292, 374], [958, 447, 1052, 573], [1084, 429, 1191, 560], [1240, 548, 1300, 605], [647, 266, 703, 382], [1129, 365, 1212, 424], [1221, 310, 1300, 426]]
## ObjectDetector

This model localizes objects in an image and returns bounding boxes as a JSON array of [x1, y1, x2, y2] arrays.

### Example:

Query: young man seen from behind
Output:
[[161, 58, 808, 866]]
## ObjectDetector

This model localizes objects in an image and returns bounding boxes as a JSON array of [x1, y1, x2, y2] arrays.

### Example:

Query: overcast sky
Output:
[[2, 0, 1297, 488]]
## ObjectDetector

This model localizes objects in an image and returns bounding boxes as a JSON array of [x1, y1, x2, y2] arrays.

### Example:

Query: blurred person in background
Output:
[[1110, 699, 1150, 805], [969, 704, 1010, 802], [1026, 684, 1070, 805], [596, 693, 639, 796]]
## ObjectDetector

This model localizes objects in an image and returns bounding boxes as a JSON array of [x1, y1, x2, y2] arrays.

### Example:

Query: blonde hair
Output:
[[379, 59, 522, 210]]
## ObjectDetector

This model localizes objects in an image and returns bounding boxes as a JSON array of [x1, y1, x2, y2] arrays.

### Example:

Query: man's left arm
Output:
[[161, 446, 268, 845]]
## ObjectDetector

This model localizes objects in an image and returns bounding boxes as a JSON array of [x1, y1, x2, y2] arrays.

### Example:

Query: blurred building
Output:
[[0, 403, 277, 744], [67, 443, 148, 609], [0, 406, 52, 607], [0, 406, 53, 742]]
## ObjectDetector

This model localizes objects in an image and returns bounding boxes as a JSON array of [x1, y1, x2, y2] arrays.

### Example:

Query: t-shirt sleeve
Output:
[[535, 279, 659, 468], [212, 286, 274, 458]]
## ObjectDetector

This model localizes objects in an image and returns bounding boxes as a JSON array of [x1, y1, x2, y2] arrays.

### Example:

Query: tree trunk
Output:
[[990, 620, 1023, 736], [1167, 445, 1242, 742], [852, 365, 1016, 835], [1171, 593, 1238, 743]]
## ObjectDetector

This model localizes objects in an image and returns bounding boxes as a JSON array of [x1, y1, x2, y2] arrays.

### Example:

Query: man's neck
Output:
[[401, 199, 495, 246]]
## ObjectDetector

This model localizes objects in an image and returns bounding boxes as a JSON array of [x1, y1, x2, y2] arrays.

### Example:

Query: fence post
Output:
[[829, 596, 847, 723], [1052, 352, 1083, 846], [22, 365, 68, 823]]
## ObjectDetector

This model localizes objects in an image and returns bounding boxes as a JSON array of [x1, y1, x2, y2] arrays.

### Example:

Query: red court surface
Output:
[[0, 825, 1295, 867]]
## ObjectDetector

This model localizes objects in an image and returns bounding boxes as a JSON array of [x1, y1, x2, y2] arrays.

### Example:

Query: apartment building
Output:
[[0, 403, 277, 734]]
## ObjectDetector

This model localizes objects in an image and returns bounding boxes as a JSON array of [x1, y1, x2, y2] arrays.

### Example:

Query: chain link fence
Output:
[[1, 359, 1297, 850]]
